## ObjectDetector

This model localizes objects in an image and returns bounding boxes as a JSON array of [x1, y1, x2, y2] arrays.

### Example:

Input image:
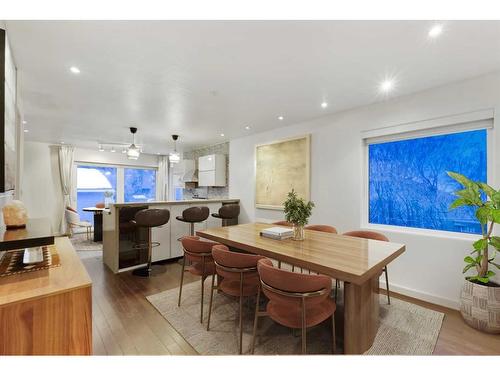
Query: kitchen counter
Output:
[[103, 198, 240, 273], [110, 198, 239, 208]]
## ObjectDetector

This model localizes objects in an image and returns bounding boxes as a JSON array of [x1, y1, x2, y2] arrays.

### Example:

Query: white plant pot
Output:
[[460, 278, 500, 334]]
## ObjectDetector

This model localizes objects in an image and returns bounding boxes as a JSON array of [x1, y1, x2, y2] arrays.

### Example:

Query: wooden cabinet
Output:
[[198, 154, 226, 186], [0, 237, 92, 355]]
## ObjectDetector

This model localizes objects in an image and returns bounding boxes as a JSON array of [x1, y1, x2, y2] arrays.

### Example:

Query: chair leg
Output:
[[178, 256, 186, 307], [251, 287, 261, 354], [301, 297, 307, 354], [278, 260, 281, 269], [292, 265, 295, 272], [331, 313, 336, 354], [384, 266, 391, 305], [238, 273, 244, 355], [207, 273, 216, 331], [334, 279, 339, 303]]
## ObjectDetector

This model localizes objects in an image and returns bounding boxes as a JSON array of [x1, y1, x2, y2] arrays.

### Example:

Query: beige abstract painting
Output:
[[255, 135, 310, 209]]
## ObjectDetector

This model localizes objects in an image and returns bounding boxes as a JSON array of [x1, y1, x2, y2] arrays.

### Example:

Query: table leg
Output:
[[343, 276, 379, 354], [94, 213, 103, 242]]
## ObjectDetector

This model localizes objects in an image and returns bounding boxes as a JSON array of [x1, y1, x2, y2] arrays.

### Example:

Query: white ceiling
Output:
[[6, 20, 500, 154]]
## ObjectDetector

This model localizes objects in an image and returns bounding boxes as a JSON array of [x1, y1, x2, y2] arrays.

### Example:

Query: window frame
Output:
[[361, 117, 494, 240], [73, 162, 159, 205]]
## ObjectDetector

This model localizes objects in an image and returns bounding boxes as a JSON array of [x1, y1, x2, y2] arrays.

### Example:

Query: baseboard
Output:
[[379, 280, 459, 310]]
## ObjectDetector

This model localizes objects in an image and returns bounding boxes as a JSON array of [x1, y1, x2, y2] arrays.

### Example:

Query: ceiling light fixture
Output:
[[99, 145, 104, 152], [220, 133, 225, 137], [278, 116, 284, 121], [428, 24, 443, 38], [126, 127, 140, 160], [244, 126, 251, 130], [379, 79, 394, 93], [24, 129, 29, 133], [70, 66, 80, 74], [321, 101, 328, 109], [110, 147, 116, 153], [169, 135, 180, 164], [22, 120, 27, 125]]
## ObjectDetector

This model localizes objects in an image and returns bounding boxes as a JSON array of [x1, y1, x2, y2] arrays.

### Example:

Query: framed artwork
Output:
[[255, 134, 310, 209]]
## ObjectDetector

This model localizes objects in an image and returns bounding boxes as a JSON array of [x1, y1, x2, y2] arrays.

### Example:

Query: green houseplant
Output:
[[283, 189, 315, 241], [447, 171, 500, 333]]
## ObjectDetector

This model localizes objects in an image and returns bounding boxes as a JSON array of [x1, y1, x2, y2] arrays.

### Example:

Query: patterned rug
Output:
[[147, 281, 444, 355]]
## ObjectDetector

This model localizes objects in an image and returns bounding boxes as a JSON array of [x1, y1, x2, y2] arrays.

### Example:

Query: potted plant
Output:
[[447, 171, 500, 333], [283, 189, 315, 241]]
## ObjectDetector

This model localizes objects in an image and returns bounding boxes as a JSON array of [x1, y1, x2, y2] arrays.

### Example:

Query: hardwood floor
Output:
[[80, 253, 500, 355]]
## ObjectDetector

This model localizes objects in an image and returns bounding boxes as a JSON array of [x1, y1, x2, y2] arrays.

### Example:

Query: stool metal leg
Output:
[[384, 266, 391, 305], [178, 256, 186, 307]]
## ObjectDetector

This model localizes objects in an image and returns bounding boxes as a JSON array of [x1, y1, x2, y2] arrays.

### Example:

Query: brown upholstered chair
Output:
[[343, 230, 391, 304], [207, 245, 266, 354], [178, 236, 220, 323], [251, 258, 336, 354], [304, 224, 338, 233], [272, 220, 293, 227], [176, 206, 210, 236], [132, 208, 170, 277], [211, 204, 240, 226]]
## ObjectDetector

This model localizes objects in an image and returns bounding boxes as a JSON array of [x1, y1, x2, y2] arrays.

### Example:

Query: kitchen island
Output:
[[102, 199, 239, 273]]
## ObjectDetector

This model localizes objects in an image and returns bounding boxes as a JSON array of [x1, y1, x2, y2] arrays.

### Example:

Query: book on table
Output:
[[260, 226, 294, 240]]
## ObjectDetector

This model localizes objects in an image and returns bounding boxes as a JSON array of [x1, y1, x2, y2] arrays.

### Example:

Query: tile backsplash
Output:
[[182, 142, 229, 199]]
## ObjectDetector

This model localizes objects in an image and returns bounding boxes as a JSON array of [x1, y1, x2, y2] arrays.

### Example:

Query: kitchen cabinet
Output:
[[198, 154, 226, 186]]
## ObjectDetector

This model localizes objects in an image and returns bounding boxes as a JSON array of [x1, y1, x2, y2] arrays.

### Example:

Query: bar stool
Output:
[[132, 208, 170, 277], [176, 206, 210, 236], [211, 204, 240, 227]]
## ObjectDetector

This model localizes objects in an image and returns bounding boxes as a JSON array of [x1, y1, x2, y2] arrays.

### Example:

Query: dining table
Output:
[[196, 222, 405, 354], [82, 207, 107, 242]]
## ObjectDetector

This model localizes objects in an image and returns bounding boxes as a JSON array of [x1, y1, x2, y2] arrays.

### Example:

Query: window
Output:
[[77, 165, 117, 222], [124, 168, 157, 202], [368, 129, 487, 234]]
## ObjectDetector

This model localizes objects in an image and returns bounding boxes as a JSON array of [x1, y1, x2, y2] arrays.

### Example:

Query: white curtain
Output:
[[58, 145, 75, 234], [157, 155, 169, 201]]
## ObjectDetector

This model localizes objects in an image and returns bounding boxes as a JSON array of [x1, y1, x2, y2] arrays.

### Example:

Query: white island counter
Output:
[[102, 199, 239, 273]]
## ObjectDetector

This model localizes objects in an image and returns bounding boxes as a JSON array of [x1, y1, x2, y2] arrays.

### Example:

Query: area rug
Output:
[[70, 235, 103, 251], [147, 281, 444, 355]]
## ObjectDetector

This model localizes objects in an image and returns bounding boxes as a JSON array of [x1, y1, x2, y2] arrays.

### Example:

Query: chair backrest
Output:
[[65, 207, 81, 224], [182, 206, 210, 222], [218, 204, 240, 219], [257, 258, 331, 307], [181, 236, 219, 259], [305, 224, 337, 233], [272, 220, 293, 227], [134, 208, 170, 228], [342, 230, 389, 242], [212, 244, 265, 278]]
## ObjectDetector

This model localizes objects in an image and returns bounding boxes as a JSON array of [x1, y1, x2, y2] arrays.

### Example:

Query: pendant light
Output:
[[169, 134, 180, 163], [127, 127, 140, 160]]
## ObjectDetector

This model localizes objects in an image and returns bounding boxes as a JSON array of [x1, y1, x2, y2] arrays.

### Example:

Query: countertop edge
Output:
[[110, 198, 240, 207]]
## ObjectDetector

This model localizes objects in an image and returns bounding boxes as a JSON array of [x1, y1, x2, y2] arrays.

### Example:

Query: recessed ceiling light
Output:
[[321, 102, 328, 109], [99, 146, 105, 152], [110, 147, 116, 153], [244, 125, 251, 130], [220, 133, 225, 137], [23, 129, 29, 133], [428, 24, 443, 38], [22, 120, 27, 125], [70, 66, 80, 74], [278, 116, 284, 121], [156, 152, 160, 155], [60, 141, 65, 144], [379, 79, 394, 93]]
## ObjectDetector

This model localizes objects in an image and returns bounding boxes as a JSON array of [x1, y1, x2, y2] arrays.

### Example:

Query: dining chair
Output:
[[272, 220, 293, 227], [304, 224, 338, 233], [207, 244, 266, 354], [178, 236, 220, 323], [251, 258, 336, 355], [343, 230, 391, 304]]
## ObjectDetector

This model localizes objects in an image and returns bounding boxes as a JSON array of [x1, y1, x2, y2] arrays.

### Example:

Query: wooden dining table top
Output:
[[196, 222, 405, 285]]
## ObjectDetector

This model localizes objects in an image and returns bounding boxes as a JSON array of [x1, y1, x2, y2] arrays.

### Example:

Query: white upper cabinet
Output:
[[198, 154, 226, 186]]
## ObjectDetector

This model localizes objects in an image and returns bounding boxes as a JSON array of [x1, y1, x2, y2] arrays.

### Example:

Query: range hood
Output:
[[181, 168, 198, 183]]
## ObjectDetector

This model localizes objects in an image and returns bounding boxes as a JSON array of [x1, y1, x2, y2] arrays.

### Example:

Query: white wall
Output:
[[229, 71, 500, 309], [22, 141, 160, 233], [21, 142, 62, 232]]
